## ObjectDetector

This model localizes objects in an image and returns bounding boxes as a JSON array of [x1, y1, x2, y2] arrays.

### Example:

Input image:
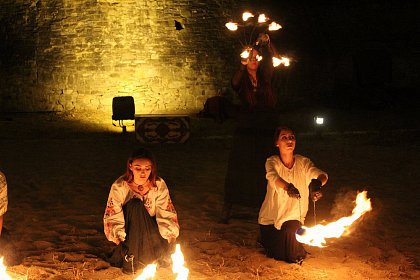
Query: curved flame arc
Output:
[[296, 191, 372, 247]]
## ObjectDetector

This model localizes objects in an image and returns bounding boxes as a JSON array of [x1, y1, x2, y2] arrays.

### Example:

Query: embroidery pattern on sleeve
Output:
[[104, 198, 116, 217], [166, 198, 176, 213], [143, 197, 152, 213]]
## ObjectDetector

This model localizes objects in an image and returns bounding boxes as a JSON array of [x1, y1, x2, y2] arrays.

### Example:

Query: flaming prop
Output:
[[296, 191, 372, 247], [0, 257, 12, 280], [135, 264, 157, 280], [242, 12, 254, 22], [134, 244, 189, 280], [171, 244, 189, 280], [225, 11, 290, 67]]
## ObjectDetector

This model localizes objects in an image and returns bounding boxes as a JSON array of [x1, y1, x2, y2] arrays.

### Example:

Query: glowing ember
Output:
[[296, 191, 372, 247], [268, 22, 282, 31], [0, 257, 12, 280], [242, 12, 254, 21], [225, 22, 238, 31], [272, 56, 290, 67], [171, 244, 189, 280], [281, 57, 290, 66], [135, 264, 157, 280], [272, 57, 281, 67], [258, 14, 267, 23], [240, 48, 251, 59]]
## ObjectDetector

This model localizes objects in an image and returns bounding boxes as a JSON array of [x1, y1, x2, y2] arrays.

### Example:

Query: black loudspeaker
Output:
[[112, 96, 135, 121], [112, 96, 135, 133]]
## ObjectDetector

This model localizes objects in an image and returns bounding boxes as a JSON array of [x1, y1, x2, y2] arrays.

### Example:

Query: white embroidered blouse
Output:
[[103, 176, 179, 244]]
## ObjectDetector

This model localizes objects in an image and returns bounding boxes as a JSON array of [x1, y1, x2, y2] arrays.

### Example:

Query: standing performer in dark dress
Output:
[[220, 33, 279, 223], [104, 148, 179, 274]]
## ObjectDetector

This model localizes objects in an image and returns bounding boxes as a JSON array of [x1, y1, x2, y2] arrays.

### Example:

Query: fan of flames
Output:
[[225, 11, 290, 67], [135, 243, 189, 280], [296, 191, 372, 247]]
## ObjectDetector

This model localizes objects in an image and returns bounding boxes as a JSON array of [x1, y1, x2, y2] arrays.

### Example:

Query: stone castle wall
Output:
[[0, 0, 239, 123]]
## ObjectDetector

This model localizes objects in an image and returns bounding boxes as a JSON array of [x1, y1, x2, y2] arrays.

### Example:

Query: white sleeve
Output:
[[155, 180, 180, 240], [304, 158, 328, 184], [265, 156, 280, 184], [265, 156, 287, 194], [103, 182, 127, 244]]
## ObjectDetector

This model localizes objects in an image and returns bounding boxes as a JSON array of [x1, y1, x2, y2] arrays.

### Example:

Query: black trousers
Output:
[[108, 198, 168, 268], [259, 220, 306, 263]]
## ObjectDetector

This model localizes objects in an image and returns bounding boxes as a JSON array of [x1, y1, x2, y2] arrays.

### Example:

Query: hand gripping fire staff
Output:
[[309, 179, 323, 226]]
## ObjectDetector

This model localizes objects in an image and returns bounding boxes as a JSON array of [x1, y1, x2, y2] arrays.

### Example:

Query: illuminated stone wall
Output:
[[2, 1, 417, 125], [0, 0, 238, 124]]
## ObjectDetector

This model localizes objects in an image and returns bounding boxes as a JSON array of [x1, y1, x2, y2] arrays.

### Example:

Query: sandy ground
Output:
[[0, 107, 419, 280]]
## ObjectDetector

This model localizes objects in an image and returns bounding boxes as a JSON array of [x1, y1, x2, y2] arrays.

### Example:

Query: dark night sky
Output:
[[241, 1, 420, 111]]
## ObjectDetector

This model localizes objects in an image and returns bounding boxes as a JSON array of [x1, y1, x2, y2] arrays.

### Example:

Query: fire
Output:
[[240, 48, 251, 59], [225, 22, 238, 31], [0, 257, 12, 280], [258, 14, 267, 23], [296, 191, 372, 247], [134, 264, 157, 280], [134, 244, 189, 280], [242, 12, 254, 21], [171, 244, 189, 280], [268, 22, 282, 31], [272, 56, 290, 67], [280, 57, 290, 66]]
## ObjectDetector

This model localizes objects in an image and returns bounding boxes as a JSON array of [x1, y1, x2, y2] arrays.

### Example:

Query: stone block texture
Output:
[[0, 0, 239, 123]]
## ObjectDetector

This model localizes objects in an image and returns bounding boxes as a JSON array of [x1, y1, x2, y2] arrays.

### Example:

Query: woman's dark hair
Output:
[[273, 126, 295, 145], [123, 147, 158, 187]]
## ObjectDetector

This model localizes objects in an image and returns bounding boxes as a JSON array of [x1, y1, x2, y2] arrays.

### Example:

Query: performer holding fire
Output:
[[220, 32, 280, 223], [104, 147, 179, 274], [258, 126, 328, 263]]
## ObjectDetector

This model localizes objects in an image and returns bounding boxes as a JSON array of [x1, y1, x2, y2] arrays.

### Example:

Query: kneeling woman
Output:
[[258, 126, 328, 263], [104, 148, 179, 273]]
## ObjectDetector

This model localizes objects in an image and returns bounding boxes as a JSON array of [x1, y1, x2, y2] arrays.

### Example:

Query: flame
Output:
[[240, 48, 251, 59], [0, 257, 12, 280], [225, 22, 238, 31], [258, 14, 267, 23], [268, 21, 282, 31], [256, 55, 262, 62], [171, 244, 189, 280], [242, 12, 254, 21], [272, 56, 290, 67], [135, 264, 157, 280], [296, 191, 372, 247], [281, 57, 290, 66]]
